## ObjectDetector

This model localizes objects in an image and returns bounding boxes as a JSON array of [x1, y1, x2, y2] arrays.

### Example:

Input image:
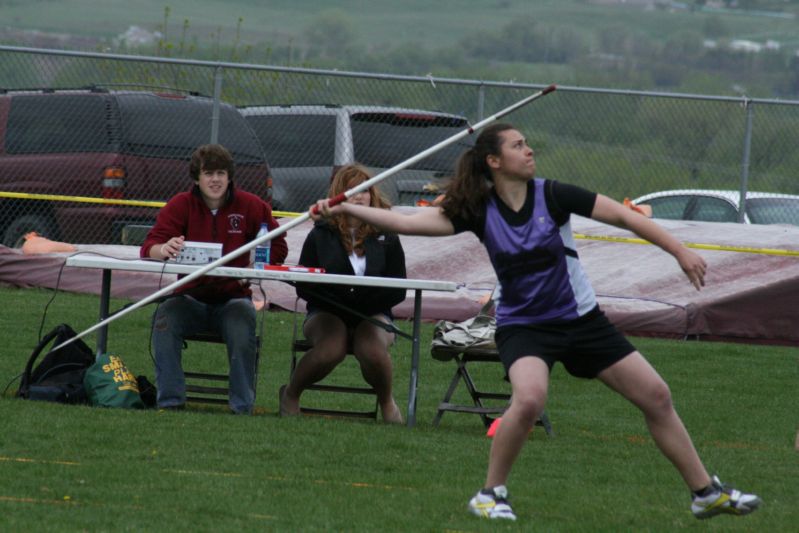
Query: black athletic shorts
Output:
[[494, 307, 636, 379]]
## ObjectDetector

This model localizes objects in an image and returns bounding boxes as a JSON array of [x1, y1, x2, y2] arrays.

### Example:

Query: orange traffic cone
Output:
[[486, 416, 534, 438], [623, 198, 653, 217], [486, 417, 502, 438]]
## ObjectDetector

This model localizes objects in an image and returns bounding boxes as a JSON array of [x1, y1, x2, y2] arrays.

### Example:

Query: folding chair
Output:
[[182, 307, 266, 406], [431, 343, 553, 435], [286, 299, 379, 419]]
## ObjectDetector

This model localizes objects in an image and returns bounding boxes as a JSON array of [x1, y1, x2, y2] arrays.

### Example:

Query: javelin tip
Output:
[[542, 84, 557, 95]]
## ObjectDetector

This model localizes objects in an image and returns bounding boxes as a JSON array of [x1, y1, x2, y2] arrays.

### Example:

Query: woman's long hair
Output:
[[328, 164, 391, 256], [441, 123, 515, 221]]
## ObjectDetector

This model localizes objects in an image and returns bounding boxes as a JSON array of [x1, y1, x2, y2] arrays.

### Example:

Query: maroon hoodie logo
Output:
[[228, 214, 245, 234]]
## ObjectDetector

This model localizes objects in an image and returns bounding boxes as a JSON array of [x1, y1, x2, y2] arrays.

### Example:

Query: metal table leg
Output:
[[406, 289, 422, 427], [96, 268, 111, 357]]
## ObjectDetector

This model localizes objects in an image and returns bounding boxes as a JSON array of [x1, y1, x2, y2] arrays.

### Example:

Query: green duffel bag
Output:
[[84, 353, 145, 409]]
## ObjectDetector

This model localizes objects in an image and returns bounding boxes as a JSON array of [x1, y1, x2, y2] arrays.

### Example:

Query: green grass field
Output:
[[0, 286, 797, 531]]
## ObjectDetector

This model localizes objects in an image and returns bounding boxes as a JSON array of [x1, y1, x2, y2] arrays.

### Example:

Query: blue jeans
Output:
[[152, 295, 257, 413]]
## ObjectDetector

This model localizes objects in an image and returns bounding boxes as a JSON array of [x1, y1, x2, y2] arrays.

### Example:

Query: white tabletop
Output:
[[65, 254, 458, 292]]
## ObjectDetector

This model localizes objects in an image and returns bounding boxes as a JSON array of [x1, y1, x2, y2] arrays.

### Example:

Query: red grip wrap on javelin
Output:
[[310, 192, 348, 214], [542, 84, 557, 95], [328, 192, 348, 206]]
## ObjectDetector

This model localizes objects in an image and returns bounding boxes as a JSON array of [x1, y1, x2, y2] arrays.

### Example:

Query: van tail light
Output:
[[102, 166, 126, 199], [265, 175, 273, 202]]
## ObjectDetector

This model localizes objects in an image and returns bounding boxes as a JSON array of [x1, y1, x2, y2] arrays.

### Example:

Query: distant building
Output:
[[588, 0, 657, 7], [729, 40, 764, 53], [765, 40, 781, 51], [114, 26, 163, 48]]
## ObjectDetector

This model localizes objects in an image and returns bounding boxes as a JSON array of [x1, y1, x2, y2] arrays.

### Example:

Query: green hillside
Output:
[[2, 0, 799, 97], [2, 0, 796, 50]]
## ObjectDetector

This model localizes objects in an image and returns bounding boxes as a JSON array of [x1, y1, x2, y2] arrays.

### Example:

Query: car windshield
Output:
[[351, 112, 471, 170], [746, 197, 799, 225]]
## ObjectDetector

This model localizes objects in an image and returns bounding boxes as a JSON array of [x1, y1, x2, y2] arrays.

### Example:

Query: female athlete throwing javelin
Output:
[[309, 123, 761, 522]]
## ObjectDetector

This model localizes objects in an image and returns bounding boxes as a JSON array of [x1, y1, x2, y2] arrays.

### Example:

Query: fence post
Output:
[[210, 65, 224, 144], [737, 99, 753, 224], [477, 83, 485, 121]]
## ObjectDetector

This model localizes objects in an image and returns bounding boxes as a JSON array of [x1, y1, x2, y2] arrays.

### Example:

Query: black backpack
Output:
[[17, 324, 95, 404]]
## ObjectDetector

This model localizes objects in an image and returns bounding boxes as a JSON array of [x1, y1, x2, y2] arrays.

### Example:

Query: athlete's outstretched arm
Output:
[[590, 194, 706, 290], [310, 200, 455, 237]]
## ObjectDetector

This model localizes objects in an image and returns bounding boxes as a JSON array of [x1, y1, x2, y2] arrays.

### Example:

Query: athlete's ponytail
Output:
[[442, 123, 515, 221]]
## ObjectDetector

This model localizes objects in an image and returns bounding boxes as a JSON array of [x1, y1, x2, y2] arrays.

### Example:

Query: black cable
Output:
[[6, 253, 72, 394], [253, 281, 268, 341], [147, 258, 172, 366], [36, 256, 71, 340], [1, 372, 24, 397], [7, 250, 90, 394]]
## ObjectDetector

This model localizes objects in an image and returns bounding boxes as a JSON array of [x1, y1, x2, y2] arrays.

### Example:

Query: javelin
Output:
[[53, 84, 557, 352]]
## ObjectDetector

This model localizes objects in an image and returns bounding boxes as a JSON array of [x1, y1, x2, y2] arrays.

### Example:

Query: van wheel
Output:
[[3, 215, 59, 248]]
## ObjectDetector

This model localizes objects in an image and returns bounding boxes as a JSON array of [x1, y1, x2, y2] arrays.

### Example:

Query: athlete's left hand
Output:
[[676, 248, 706, 290]]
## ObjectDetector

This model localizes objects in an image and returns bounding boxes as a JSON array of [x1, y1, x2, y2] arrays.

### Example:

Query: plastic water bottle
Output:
[[253, 222, 271, 270]]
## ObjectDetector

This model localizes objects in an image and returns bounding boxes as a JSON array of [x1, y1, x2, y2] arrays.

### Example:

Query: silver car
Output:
[[632, 189, 799, 226]]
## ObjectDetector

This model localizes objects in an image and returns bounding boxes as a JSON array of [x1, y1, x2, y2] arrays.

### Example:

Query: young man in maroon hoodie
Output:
[[141, 144, 287, 414]]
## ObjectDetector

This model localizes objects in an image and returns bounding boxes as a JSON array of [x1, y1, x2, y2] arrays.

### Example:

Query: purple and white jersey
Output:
[[482, 178, 597, 326]]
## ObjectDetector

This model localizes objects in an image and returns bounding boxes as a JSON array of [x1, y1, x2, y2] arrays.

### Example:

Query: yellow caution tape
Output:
[[272, 210, 301, 218], [0, 191, 166, 208], [1, 191, 300, 216], [4, 192, 797, 256], [574, 233, 799, 257]]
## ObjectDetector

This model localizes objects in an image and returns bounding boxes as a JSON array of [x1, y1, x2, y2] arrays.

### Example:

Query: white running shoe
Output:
[[468, 485, 517, 521], [691, 475, 762, 519]]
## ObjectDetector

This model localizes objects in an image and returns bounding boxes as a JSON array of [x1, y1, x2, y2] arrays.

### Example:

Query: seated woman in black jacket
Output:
[[280, 164, 407, 423]]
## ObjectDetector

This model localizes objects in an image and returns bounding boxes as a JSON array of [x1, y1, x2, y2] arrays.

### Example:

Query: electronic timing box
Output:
[[175, 241, 223, 264]]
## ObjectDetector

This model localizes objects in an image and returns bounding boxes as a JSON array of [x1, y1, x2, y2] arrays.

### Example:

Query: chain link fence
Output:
[[1, 45, 798, 246]]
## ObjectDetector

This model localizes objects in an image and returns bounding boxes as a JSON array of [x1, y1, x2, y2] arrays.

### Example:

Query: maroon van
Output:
[[0, 88, 272, 246]]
